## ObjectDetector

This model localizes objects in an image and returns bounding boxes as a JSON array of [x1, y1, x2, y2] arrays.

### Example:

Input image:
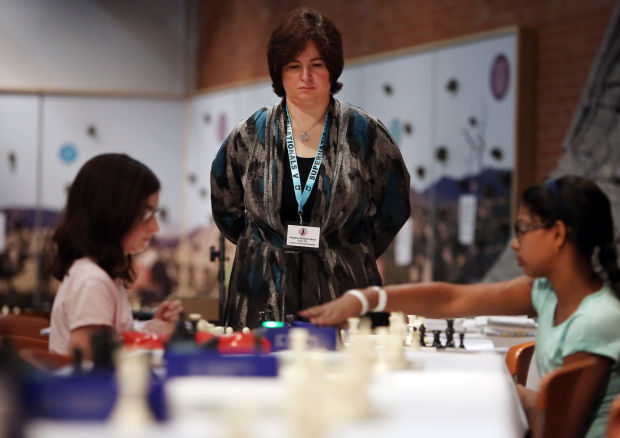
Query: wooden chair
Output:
[[21, 308, 51, 320], [18, 348, 71, 373], [533, 357, 610, 438], [0, 335, 49, 351], [0, 314, 50, 340], [506, 339, 536, 385], [607, 392, 620, 438]]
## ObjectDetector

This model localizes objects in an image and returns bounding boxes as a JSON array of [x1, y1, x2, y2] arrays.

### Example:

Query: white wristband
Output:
[[369, 286, 388, 312], [345, 289, 369, 315]]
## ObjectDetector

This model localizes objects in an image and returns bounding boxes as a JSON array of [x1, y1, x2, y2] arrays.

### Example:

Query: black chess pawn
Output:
[[72, 347, 84, 374], [458, 332, 466, 349], [432, 330, 444, 348], [285, 314, 297, 325], [188, 314, 201, 334], [257, 310, 268, 325], [91, 327, 116, 372], [170, 314, 193, 342], [419, 325, 426, 347], [445, 319, 455, 348]]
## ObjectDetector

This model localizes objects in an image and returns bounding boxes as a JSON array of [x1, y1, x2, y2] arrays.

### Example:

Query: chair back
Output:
[[535, 357, 610, 438], [1, 335, 49, 351], [0, 314, 50, 340], [607, 392, 620, 438], [506, 339, 536, 385]]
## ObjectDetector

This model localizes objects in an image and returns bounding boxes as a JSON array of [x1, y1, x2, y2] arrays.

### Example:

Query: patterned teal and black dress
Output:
[[210, 98, 410, 329]]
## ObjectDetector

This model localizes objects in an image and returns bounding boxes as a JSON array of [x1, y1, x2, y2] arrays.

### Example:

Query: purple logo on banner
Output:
[[490, 53, 510, 100]]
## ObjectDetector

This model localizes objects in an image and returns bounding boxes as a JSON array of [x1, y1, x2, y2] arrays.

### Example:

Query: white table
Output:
[[27, 349, 528, 438]]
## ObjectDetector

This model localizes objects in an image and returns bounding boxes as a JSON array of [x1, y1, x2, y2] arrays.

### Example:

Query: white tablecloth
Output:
[[27, 350, 528, 438]]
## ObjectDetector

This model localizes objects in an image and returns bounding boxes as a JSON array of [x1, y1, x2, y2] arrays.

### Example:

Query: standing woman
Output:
[[49, 153, 181, 358], [211, 7, 410, 329]]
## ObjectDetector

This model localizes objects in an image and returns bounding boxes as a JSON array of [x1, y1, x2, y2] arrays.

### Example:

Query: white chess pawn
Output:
[[196, 318, 212, 333], [409, 326, 422, 352], [225, 326, 234, 335], [347, 317, 360, 336], [345, 317, 360, 346], [374, 326, 391, 373], [224, 398, 255, 438], [109, 351, 154, 429], [283, 333, 325, 438], [241, 327, 251, 334], [389, 312, 407, 347]]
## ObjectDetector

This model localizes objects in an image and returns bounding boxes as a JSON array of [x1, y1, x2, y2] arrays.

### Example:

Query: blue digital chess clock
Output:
[[257, 321, 338, 351]]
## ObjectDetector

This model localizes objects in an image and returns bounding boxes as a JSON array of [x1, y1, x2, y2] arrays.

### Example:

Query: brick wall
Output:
[[197, 0, 615, 182]]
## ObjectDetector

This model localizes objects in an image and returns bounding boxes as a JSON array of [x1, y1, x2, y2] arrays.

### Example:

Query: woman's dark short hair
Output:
[[51, 153, 160, 285], [267, 7, 344, 97]]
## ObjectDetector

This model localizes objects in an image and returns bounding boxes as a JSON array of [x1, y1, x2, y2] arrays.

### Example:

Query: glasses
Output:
[[141, 207, 162, 223], [513, 221, 546, 240]]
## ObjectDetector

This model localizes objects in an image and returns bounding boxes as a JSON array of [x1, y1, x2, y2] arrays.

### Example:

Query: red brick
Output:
[[197, 0, 616, 181]]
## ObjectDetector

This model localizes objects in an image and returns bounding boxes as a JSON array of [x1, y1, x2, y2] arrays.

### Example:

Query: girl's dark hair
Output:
[[267, 7, 344, 97], [51, 153, 160, 285], [521, 175, 620, 297]]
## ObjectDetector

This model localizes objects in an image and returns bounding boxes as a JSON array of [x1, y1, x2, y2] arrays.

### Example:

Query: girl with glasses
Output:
[[300, 175, 620, 438], [49, 153, 182, 359]]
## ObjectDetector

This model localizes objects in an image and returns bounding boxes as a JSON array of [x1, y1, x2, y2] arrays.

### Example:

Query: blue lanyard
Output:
[[285, 106, 328, 224]]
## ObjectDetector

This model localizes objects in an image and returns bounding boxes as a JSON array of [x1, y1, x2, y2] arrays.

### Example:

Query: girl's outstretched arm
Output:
[[299, 276, 535, 326]]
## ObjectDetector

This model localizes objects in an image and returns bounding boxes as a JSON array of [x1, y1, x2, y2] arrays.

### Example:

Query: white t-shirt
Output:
[[49, 257, 134, 355]]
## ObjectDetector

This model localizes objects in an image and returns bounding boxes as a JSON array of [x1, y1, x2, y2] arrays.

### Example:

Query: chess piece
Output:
[[406, 314, 417, 345], [109, 351, 154, 429], [326, 347, 371, 421], [170, 314, 193, 342], [409, 326, 421, 352], [196, 318, 214, 333], [374, 326, 391, 373], [91, 327, 116, 372], [72, 347, 84, 374], [225, 327, 234, 335], [282, 330, 326, 438], [419, 325, 426, 347], [445, 319, 455, 348], [389, 312, 406, 345], [242, 327, 251, 334], [458, 332, 466, 349], [347, 317, 360, 336], [188, 313, 201, 332], [432, 330, 443, 349]]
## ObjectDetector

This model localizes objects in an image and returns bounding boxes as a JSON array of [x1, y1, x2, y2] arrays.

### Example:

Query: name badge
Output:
[[285, 224, 321, 249]]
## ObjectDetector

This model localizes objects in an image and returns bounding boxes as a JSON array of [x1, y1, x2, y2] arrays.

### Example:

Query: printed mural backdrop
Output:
[[0, 30, 519, 312]]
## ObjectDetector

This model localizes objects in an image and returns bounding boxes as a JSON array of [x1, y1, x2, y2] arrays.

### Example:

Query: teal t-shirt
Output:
[[532, 278, 620, 438]]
